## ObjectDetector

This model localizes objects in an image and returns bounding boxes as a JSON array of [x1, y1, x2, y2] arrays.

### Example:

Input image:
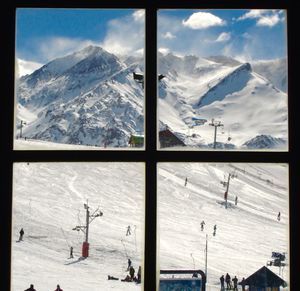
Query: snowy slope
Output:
[[16, 46, 144, 148], [158, 53, 288, 150], [158, 163, 289, 289], [12, 163, 145, 291]]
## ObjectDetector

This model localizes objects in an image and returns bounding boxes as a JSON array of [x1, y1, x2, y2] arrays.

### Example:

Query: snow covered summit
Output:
[[16, 45, 144, 148]]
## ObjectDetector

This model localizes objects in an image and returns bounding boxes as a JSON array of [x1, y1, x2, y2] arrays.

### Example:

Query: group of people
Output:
[[200, 221, 217, 236], [108, 259, 141, 284], [220, 273, 246, 291], [24, 284, 63, 291]]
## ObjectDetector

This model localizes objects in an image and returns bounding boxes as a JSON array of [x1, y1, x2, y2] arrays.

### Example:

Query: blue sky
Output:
[[16, 8, 145, 75], [16, 9, 287, 76], [158, 9, 287, 61]]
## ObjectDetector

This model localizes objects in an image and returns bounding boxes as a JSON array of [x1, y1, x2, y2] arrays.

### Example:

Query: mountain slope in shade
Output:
[[16, 46, 144, 147], [158, 53, 288, 150]]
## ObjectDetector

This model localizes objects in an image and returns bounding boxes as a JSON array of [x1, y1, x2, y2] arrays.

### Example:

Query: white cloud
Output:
[[237, 9, 284, 27], [17, 58, 43, 77], [182, 12, 226, 29], [158, 47, 170, 55], [38, 37, 96, 62], [132, 9, 145, 22], [162, 32, 176, 39], [101, 10, 145, 56], [215, 32, 231, 42], [257, 14, 281, 27]]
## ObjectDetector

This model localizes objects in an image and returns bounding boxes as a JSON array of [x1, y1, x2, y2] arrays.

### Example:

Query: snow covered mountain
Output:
[[158, 53, 288, 150], [16, 46, 144, 148]]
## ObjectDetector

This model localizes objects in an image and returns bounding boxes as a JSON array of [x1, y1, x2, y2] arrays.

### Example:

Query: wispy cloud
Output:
[[101, 10, 144, 56], [162, 32, 176, 39], [17, 58, 43, 77], [182, 12, 226, 29], [237, 9, 284, 27], [215, 32, 231, 42]]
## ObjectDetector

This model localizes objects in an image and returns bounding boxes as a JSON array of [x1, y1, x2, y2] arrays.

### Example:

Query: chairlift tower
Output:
[[20, 120, 26, 139], [72, 200, 103, 257], [220, 172, 237, 208], [209, 119, 224, 149]]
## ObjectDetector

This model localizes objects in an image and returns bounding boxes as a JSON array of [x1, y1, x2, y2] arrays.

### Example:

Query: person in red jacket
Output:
[[54, 284, 63, 291]]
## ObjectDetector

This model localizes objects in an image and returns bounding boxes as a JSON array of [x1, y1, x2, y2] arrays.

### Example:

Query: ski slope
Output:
[[12, 163, 145, 291], [158, 163, 289, 289]]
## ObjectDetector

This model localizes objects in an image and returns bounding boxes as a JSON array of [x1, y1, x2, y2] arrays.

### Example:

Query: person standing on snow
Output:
[[24, 284, 36, 291], [235, 196, 238, 205], [129, 266, 135, 280], [126, 225, 131, 236], [127, 258, 132, 270], [200, 220, 205, 231], [69, 246, 74, 258], [19, 228, 24, 241], [225, 273, 231, 289], [220, 275, 225, 290], [54, 284, 63, 291], [277, 212, 281, 221], [240, 277, 246, 291], [185, 177, 188, 186], [213, 224, 217, 236], [232, 276, 238, 291]]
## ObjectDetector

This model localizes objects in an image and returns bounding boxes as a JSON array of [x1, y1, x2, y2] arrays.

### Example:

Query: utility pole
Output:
[[73, 200, 103, 257], [221, 172, 237, 208], [209, 119, 223, 149], [20, 120, 26, 139], [205, 234, 208, 280]]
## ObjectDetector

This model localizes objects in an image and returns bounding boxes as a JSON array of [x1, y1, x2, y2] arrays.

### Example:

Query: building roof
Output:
[[242, 266, 286, 287]]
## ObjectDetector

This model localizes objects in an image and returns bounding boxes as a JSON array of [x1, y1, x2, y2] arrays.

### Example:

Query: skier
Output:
[[126, 225, 131, 236], [19, 228, 24, 241], [240, 277, 246, 291], [69, 246, 74, 258], [220, 275, 225, 290], [277, 212, 281, 221], [137, 266, 141, 283], [232, 276, 238, 291], [235, 196, 238, 206], [213, 224, 217, 236], [127, 258, 132, 270], [225, 273, 231, 290], [129, 266, 135, 280], [54, 285, 63, 291], [185, 177, 188, 186], [200, 220, 205, 231], [24, 284, 36, 291]]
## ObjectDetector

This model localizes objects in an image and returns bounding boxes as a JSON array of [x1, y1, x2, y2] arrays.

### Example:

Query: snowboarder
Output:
[[129, 266, 135, 280], [19, 228, 24, 241], [185, 177, 188, 186], [232, 276, 238, 291], [127, 258, 132, 270], [108, 275, 119, 280], [54, 284, 63, 291], [121, 275, 132, 282], [225, 273, 231, 290], [213, 225, 217, 236], [200, 220, 205, 231], [24, 284, 36, 291], [220, 275, 225, 290], [235, 196, 238, 205], [126, 225, 131, 236], [240, 277, 246, 291], [277, 212, 281, 221], [69, 246, 74, 258], [137, 266, 141, 283]]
